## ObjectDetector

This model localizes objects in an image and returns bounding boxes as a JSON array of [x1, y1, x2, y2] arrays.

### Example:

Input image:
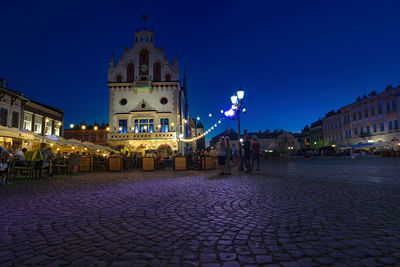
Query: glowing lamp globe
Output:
[[231, 94, 238, 105], [237, 90, 244, 100]]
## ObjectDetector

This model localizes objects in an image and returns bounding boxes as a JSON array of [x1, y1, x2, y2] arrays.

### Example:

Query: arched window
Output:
[[165, 74, 171, 81], [139, 49, 149, 75], [153, 62, 161, 81], [116, 75, 122, 83], [127, 63, 134, 82]]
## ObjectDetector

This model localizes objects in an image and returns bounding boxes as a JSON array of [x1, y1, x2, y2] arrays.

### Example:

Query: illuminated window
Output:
[[54, 121, 61, 136], [23, 113, 32, 131], [160, 119, 169, 132], [119, 120, 127, 133], [135, 119, 153, 133], [45, 120, 52, 135], [34, 116, 42, 133]]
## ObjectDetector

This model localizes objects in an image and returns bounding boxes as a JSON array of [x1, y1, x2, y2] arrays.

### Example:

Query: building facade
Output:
[[64, 122, 109, 146], [0, 78, 64, 137], [107, 26, 189, 154], [310, 119, 325, 149], [337, 87, 400, 146]]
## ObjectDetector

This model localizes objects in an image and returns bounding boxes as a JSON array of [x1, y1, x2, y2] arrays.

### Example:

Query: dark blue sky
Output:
[[1, 0, 400, 137]]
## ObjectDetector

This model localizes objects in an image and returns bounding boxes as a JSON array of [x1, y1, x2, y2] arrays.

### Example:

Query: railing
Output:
[[108, 132, 176, 141]]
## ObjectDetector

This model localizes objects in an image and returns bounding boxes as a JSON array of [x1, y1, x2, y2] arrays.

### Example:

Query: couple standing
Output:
[[216, 136, 232, 175]]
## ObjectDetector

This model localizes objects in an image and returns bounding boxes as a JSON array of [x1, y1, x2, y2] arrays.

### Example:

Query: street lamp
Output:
[[230, 87, 245, 171]]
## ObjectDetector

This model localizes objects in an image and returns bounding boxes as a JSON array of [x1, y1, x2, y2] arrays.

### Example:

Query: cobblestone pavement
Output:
[[1, 158, 400, 266]]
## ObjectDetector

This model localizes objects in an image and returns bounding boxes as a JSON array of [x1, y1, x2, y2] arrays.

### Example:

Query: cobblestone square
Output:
[[1, 158, 400, 266]]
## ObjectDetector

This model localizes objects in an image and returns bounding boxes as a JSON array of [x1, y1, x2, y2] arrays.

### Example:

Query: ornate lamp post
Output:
[[230, 88, 245, 171]]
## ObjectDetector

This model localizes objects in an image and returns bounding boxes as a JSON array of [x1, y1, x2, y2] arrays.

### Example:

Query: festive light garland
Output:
[[178, 117, 225, 142]]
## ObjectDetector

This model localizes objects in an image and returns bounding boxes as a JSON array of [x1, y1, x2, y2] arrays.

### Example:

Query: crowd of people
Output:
[[216, 134, 261, 175], [0, 143, 99, 185]]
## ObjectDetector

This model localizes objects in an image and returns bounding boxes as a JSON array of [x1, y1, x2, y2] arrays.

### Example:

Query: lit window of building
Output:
[[23, 113, 32, 131], [160, 118, 169, 132], [119, 120, 127, 133], [34, 116, 42, 133], [45, 120, 52, 135]]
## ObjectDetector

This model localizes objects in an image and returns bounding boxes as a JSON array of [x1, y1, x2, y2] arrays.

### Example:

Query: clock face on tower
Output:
[[139, 64, 148, 72]]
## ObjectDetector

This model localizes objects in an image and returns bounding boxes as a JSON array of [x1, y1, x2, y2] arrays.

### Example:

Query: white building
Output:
[[107, 26, 190, 154]]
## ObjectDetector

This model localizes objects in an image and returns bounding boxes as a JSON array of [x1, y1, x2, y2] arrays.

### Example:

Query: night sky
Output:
[[1, 0, 400, 139]]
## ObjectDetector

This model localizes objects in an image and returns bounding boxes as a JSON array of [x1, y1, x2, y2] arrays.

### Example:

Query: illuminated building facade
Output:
[[107, 24, 190, 154]]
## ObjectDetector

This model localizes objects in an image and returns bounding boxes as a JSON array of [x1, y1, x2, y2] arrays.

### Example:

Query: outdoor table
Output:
[[142, 157, 155, 171], [174, 157, 186, 171]]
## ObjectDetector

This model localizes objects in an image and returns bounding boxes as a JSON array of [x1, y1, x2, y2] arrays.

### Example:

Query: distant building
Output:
[[298, 125, 310, 150], [337, 86, 400, 146], [322, 110, 344, 146], [310, 119, 325, 149], [316, 86, 400, 147], [0, 78, 64, 137], [64, 122, 109, 146]]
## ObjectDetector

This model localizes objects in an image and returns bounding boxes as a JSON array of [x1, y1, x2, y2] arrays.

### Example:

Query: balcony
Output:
[[108, 132, 176, 141]]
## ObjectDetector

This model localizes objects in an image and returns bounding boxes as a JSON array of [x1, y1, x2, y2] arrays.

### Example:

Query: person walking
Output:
[[251, 135, 261, 171], [225, 136, 232, 174], [243, 134, 252, 173], [217, 136, 226, 175]]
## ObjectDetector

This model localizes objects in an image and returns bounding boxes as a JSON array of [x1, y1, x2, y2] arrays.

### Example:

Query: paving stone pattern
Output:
[[1, 158, 400, 266]]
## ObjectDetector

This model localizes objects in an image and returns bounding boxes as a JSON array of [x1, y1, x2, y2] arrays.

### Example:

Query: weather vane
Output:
[[141, 14, 148, 30]]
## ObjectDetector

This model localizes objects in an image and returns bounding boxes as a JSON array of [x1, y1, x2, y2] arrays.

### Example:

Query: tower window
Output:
[[160, 97, 168, 105], [120, 98, 127, 105], [127, 63, 134, 82], [165, 74, 171, 81], [116, 75, 122, 82]]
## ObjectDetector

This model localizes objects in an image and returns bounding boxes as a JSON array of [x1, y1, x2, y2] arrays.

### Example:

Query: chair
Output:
[[12, 160, 35, 182]]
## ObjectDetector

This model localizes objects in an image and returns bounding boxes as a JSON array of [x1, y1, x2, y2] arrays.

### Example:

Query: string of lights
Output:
[[178, 116, 225, 143]]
